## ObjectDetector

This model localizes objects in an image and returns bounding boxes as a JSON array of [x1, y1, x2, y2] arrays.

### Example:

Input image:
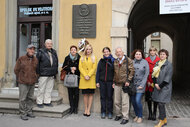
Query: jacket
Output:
[[79, 56, 97, 89], [62, 54, 80, 76], [145, 56, 160, 92], [152, 60, 173, 103], [96, 58, 114, 83], [133, 58, 149, 93], [36, 48, 58, 76], [113, 56, 135, 86], [14, 54, 38, 85]]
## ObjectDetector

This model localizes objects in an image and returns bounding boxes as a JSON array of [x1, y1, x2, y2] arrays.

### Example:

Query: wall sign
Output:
[[160, 0, 190, 14], [72, 4, 96, 38], [19, 5, 53, 17]]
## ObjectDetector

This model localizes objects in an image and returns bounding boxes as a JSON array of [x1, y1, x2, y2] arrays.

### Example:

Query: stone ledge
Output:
[[111, 27, 128, 38]]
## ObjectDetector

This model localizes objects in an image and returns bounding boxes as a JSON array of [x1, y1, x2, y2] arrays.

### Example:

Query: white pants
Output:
[[36, 76, 54, 104]]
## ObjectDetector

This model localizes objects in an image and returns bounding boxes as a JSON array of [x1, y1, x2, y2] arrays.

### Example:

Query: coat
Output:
[[79, 56, 97, 89], [133, 59, 149, 93], [113, 56, 135, 85], [36, 48, 58, 76], [145, 56, 160, 92], [152, 60, 173, 103], [14, 54, 38, 85], [62, 54, 80, 77]]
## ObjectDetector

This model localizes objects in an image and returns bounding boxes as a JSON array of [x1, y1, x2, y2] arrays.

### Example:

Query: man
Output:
[[113, 47, 135, 125], [36, 39, 58, 108], [14, 44, 38, 120]]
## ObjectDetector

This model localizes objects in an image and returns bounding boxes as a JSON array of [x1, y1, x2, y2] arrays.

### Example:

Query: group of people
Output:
[[14, 39, 173, 127]]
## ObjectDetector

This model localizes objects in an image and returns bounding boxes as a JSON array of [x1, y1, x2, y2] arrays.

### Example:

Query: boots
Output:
[[152, 102, 158, 121], [154, 120, 165, 127], [147, 101, 153, 120], [163, 118, 167, 125]]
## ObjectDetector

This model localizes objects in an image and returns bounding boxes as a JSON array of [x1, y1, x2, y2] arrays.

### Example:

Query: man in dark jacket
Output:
[[36, 39, 58, 108], [14, 44, 38, 120]]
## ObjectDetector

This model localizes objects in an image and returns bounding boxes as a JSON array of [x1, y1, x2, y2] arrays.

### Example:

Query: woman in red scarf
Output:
[[145, 47, 160, 121]]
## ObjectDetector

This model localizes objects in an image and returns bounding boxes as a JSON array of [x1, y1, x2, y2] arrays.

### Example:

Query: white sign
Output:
[[160, 0, 190, 14]]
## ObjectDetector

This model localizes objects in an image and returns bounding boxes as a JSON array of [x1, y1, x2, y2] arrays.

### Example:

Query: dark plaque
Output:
[[72, 4, 96, 38]]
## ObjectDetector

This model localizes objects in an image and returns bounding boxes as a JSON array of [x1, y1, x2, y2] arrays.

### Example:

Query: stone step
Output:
[[0, 94, 62, 106], [0, 102, 70, 118]]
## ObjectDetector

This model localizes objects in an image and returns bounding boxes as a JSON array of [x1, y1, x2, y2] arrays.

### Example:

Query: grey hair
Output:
[[45, 39, 53, 44], [115, 47, 124, 52]]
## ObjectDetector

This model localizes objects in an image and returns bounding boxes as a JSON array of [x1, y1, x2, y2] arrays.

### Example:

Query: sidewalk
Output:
[[0, 112, 189, 127]]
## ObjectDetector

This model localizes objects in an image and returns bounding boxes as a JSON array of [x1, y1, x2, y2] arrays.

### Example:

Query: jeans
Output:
[[131, 93, 144, 118], [99, 81, 113, 113]]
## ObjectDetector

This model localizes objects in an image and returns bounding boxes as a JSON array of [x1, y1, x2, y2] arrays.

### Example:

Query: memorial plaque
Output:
[[72, 4, 96, 38]]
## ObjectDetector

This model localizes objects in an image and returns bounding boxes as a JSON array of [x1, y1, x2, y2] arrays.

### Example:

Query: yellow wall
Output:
[[59, 0, 112, 63], [0, 0, 6, 77]]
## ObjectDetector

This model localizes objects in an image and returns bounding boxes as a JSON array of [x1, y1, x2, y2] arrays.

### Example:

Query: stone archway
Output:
[[127, 0, 190, 88]]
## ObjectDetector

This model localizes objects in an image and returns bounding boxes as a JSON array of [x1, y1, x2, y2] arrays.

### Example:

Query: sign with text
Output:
[[19, 5, 53, 17], [160, 0, 190, 14], [72, 4, 96, 38]]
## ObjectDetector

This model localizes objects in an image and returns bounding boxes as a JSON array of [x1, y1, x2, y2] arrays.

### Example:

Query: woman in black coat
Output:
[[96, 47, 115, 119], [62, 45, 80, 114]]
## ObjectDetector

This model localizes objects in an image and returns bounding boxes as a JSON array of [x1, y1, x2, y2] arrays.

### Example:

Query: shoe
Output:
[[137, 117, 143, 123], [133, 116, 138, 122], [37, 104, 44, 108], [148, 112, 153, 120], [163, 118, 167, 125], [69, 108, 74, 114], [101, 112, 106, 119], [20, 115, 28, 121], [86, 114, 91, 117], [152, 112, 156, 121], [27, 113, 35, 118], [108, 113, 113, 119], [120, 119, 129, 124], [154, 120, 165, 127], [44, 103, 53, 107], [74, 109, 78, 114], [114, 116, 122, 121], [83, 113, 87, 116]]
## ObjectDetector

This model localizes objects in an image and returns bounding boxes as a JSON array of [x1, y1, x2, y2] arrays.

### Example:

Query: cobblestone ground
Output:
[[141, 88, 190, 119]]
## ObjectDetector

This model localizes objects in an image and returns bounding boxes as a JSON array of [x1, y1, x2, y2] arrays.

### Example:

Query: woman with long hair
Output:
[[79, 44, 97, 117]]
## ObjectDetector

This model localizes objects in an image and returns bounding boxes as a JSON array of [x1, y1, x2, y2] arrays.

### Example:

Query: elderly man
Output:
[[36, 39, 58, 108], [113, 47, 135, 124], [14, 44, 38, 120]]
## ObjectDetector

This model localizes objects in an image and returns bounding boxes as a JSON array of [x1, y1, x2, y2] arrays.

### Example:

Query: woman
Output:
[[152, 49, 173, 127], [96, 47, 115, 119], [62, 45, 80, 114], [79, 44, 97, 117], [145, 47, 160, 120], [131, 49, 149, 123]]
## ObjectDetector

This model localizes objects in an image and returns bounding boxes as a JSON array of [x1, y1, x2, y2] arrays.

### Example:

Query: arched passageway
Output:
[[128, 0, 190, 88]]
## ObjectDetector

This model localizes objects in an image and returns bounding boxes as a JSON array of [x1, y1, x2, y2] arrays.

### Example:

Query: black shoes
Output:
[[114, 116, 122, 121], [152, 112, 156, 121], [20, 115, 28, 121], [37, 104, 44, 108], [120, 119, 129, 124], [148, 112, 153, 120], [101, 112, 106, 119], [27, 113, 35, 118], [44, 103, 53, 107]]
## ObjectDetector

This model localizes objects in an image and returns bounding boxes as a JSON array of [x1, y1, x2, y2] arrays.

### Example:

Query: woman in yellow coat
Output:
[[79, 44, 97, 117]]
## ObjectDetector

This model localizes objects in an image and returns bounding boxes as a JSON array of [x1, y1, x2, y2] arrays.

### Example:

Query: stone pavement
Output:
[[0, 112, 189, 127]]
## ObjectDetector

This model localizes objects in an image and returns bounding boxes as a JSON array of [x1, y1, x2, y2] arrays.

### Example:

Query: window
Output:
[[151, 40, 160, 51]]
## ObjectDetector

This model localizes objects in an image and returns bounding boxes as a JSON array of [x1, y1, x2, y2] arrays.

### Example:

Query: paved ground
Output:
[[0, 113, 189, 127]]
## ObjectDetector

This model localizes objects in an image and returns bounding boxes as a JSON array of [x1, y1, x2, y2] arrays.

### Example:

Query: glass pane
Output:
[[45, 23, 52, 40], [19, 5, 53, 18], [151, 40, 160, 51], [19, 24, 30, 57], [31, 24, 40, 52]]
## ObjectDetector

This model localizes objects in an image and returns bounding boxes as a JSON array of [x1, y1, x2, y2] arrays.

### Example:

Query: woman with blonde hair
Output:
[[79, 44, 97, 117], [145, 46, 160, 120]]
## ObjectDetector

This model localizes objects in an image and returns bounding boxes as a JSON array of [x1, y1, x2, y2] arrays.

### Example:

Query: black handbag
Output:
[[122, 57, 136, 96]]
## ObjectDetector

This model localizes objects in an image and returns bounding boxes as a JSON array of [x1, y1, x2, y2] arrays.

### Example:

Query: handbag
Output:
[[60, 66, 67, 81], [63, 73, 78, 88], [122, 56, 136, 95]]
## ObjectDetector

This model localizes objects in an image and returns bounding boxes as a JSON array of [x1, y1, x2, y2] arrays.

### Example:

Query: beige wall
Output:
[[58, 0, 112, 113], [0, 0, 6, 78]]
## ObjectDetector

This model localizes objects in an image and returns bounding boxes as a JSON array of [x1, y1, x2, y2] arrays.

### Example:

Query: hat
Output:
[[27, 44, 36, 49]]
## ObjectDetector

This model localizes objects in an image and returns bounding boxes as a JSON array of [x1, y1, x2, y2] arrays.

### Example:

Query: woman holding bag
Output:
[[62, 45, 80, 114]]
